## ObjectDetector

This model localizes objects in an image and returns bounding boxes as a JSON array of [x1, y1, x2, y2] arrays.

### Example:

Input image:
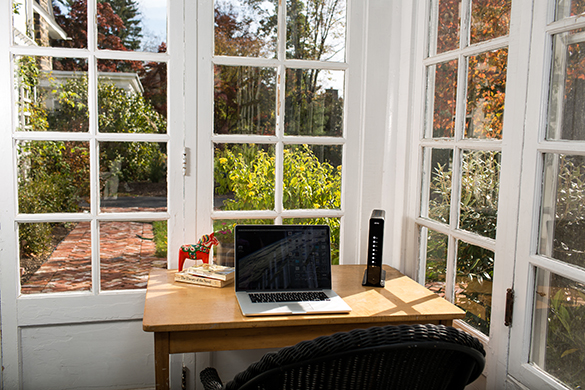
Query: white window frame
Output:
[[406, 0, 534, 387], [194, 0, 368, 263], [0, 0, 187, 386], [508, 1, 585, 389]]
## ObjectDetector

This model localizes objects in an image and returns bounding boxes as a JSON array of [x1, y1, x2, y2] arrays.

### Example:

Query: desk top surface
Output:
[[142, 265, 464, 332]]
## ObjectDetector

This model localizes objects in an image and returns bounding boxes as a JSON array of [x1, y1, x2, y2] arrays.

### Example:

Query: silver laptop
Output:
[[234, 225, 352, 316]]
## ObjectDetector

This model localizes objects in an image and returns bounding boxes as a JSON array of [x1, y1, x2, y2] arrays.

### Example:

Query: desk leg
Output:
[[154, 332, 170, 390]]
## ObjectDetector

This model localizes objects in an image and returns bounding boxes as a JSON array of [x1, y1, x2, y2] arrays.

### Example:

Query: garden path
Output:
[[21, 207, 166, 294]]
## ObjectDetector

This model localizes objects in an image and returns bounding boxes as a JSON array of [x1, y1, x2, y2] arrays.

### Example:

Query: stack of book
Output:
[[175, 264, 235, 288]]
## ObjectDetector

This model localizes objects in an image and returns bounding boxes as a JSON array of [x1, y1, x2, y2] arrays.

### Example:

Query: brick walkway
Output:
[[21, 216, 167, 295]]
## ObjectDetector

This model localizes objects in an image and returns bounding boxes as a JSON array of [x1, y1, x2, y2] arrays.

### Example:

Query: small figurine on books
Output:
[[178, 233, 220, 271]]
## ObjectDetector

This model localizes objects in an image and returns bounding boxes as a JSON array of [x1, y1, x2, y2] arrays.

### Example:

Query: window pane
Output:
[[531, 269, 585, 389], [425, 148, 453, 224], [435, 0, 461, 54], [285, 69, 344, 136], [214, 144, 276, 211], [212, 219, 274, 266], [98, 59, 167, 133], [470, 0, 511, 45], [539, 154, 585, 270], [214, 65, 277, 135], [20, 222, 92, 294], [459, 150, 500, 239], [14, 56, 89, 132], [555, 0, 585, 20], [99, 142, 167, 213], [283, 144, 342, 210], [423, 228, 448, 298], [547, 29, 585, 141], [286, 0, 346, 62], [100, 221, 167, 291], [456, 241, 494, 335], [283, 218, 341, 264], [427, 60, 458, 138], [465, 49, 508, 139], [13, 0, 85, 48], [98, 0, 167, 53], [214, 0, 277, 58], [18, 141, 90, 214]]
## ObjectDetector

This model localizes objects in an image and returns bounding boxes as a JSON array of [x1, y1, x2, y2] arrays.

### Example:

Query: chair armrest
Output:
[[200, 367, 224, 390]]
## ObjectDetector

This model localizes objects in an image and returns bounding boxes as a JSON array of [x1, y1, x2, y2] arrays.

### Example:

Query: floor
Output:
[[21, 210, 167, 294]]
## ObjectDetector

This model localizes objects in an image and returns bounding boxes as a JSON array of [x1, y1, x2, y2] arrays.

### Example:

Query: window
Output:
[[208, 0, 348, 264], [418, 0, 512, 336], [12, 0, 170, 294]]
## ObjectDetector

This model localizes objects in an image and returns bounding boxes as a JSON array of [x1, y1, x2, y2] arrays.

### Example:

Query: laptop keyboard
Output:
[[249, 292, 330, 303]]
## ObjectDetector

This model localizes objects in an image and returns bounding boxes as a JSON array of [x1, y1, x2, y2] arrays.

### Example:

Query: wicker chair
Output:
[[200, 323, 486, 390]]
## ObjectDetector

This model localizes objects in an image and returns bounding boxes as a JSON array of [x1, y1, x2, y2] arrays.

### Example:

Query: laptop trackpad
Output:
[[262, 302, 312, 315]]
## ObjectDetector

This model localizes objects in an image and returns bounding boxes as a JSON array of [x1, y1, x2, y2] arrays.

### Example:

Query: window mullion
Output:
[[445, 235, 458, 303]]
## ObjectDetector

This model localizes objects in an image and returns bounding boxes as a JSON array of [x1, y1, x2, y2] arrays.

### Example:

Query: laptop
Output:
[[234, 224, 352, 316]]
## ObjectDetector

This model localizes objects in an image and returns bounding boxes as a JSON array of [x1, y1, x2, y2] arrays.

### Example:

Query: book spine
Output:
[[175, 274, 225, 287], [187, 272, 231, 281]]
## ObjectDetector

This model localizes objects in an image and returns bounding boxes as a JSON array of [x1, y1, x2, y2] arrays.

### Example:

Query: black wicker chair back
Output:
[[200, 324, 486, 390]]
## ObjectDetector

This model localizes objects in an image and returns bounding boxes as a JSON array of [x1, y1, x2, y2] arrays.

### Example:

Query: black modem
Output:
[[362, 209, 386, 287]]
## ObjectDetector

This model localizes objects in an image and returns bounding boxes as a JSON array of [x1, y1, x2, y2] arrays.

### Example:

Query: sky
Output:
[[136, 0, 167, 51]]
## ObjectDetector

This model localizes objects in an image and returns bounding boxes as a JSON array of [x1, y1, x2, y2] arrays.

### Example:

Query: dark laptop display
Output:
[[233, 224, 352, 316], [235, 225, 332, 291]]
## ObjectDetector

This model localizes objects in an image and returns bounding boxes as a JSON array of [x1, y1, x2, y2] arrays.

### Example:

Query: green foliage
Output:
[[546, 284, 585, 388], [214, 144, 342, 263], [552, 155, 585, 269], [16, 59, 167, 257], [16, 57, 50, 132], [98, 80, 166, 134], [215, 144, 275, 210], [427, 151, 499, 334], [152, 221, 167, 258]]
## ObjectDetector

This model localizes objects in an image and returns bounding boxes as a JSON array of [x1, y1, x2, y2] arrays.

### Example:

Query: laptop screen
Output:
[[234, 225, 332, 292]]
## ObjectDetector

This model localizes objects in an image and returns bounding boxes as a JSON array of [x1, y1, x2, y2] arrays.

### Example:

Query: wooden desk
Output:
[[143, 265, 465, 390]]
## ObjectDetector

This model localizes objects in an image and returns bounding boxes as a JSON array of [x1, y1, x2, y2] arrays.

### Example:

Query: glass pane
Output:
[[556, 0, 585, 20], [283, 218, 341, 264], [98, 0, 167, 52], [539, 154, 585, 270], [99, 142, 167, 213], [214, 144, 276, 211], [100, 221, 167, 291], [97, 59, 167, 133], [456, 241, 494, 335], [425, 148, 453, 224], [470, 0, 512, 45], [215, 0, 277, 58], [20, 222, 91, 294], [285, 69, 344, 136], [427, 60, 458, 138], [14, 56, 89, 132], [286, 0, 346, 61], [435, 0, 461, 54], [283, 144, 342, 210], [459, 150, 500, 239], [212, 219, 274, 266], [13, 0, 85, 48], [547, 29, 585, 141], [137, 0, 168, 52], [423, 228, 448, 298], [531, 270, 585, 389], [466, 49, 508, 139], [214, 65, 277, 135], [18, 141, 90, 214]]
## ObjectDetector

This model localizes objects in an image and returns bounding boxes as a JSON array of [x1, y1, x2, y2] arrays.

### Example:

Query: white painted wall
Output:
[[20, 321, 154, 390]]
